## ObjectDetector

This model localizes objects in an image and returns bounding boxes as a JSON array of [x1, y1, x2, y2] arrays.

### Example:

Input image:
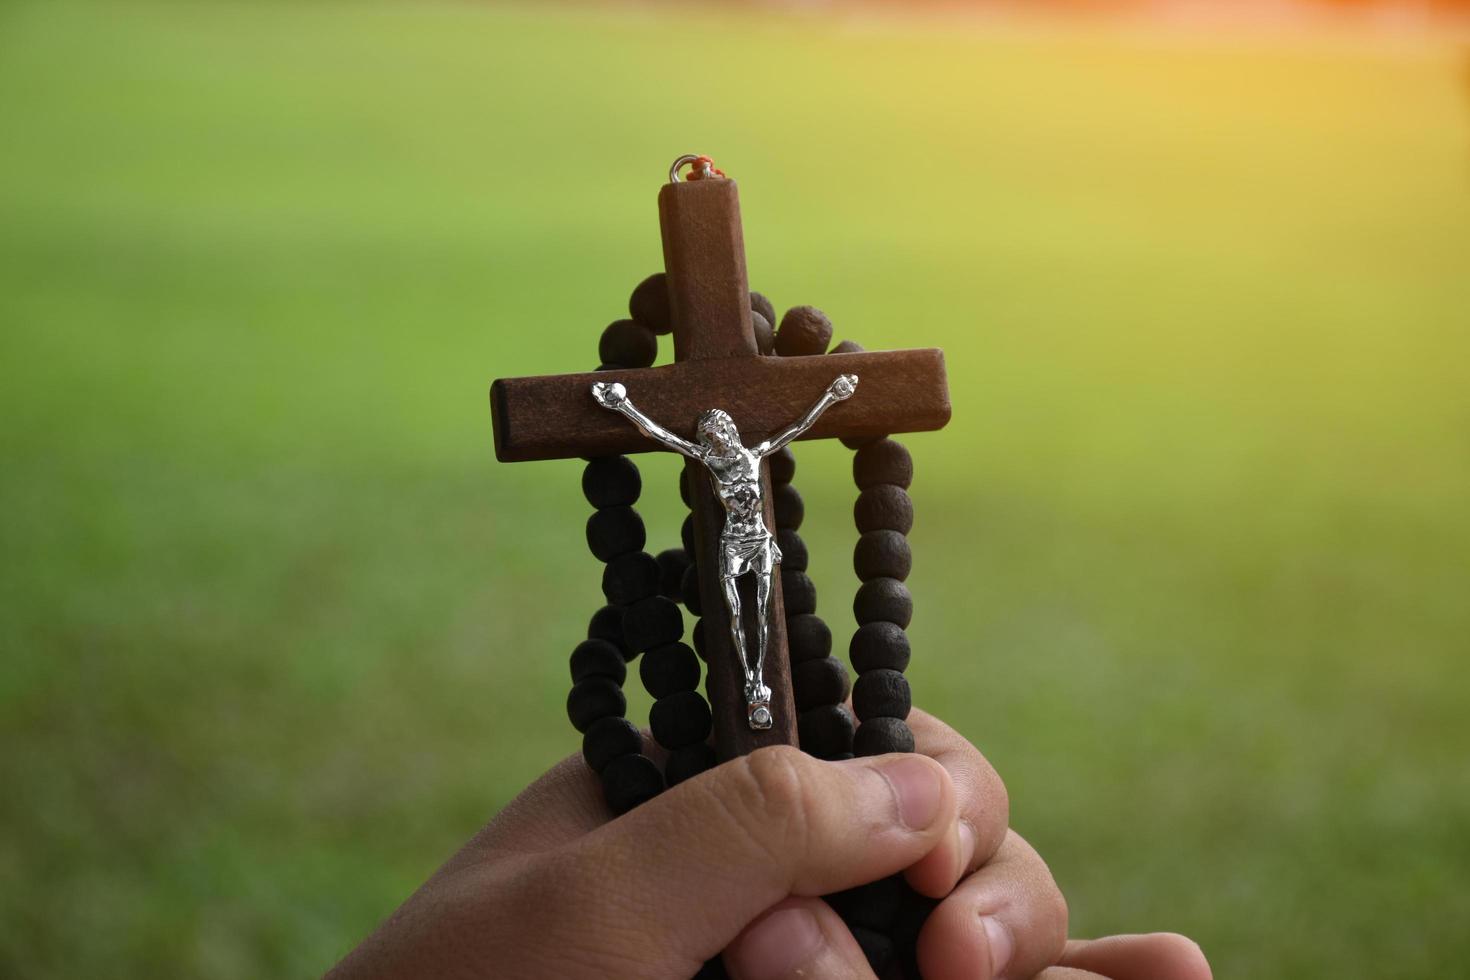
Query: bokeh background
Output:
[[3, 1, 1469, 976]]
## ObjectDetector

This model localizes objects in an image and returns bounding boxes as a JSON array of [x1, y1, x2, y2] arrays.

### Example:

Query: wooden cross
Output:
[[491, 171, 949, 759]]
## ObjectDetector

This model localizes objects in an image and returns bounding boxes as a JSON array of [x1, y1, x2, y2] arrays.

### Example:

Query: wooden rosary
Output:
[[491, 156, 951, 977]]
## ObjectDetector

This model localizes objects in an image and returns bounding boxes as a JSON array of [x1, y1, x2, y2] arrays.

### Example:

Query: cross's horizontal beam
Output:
[[490, 349, 950, 463]]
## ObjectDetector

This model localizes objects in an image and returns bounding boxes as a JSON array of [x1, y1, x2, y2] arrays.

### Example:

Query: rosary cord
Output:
[[837, 338, 931, 976], [569, 272, 686, 814], [647, 465, 717, 784], [756, 320, 928, 976], [575, 273, 727, 812], [567, 278, 930, 977], [573, 451, 667, 815], [768, 446, 856, 761]]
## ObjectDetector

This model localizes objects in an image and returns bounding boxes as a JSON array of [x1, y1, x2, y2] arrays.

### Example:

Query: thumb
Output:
[[535, 744, 956, 977]]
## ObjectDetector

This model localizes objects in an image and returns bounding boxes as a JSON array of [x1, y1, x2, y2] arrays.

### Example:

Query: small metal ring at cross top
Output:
[[669, 154, 724, 183]]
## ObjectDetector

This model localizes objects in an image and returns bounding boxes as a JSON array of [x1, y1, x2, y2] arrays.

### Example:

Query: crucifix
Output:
[[591, 372, 860, 731], [490, 155, 949, 763]]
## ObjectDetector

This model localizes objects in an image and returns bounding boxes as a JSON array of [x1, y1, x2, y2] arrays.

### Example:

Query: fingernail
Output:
[[981, 915, 1014, 979], [879, 756, 944, 830], [956, 819, 976, 877], [730, 905, 824, 978]]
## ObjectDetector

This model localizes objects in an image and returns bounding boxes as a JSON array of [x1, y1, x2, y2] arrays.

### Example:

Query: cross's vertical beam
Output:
[[659, 179, 758, 362], [657, 177, 798, 758]]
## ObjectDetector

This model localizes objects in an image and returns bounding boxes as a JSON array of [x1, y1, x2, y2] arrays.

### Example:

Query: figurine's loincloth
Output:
[[718, 528, 781, 581]]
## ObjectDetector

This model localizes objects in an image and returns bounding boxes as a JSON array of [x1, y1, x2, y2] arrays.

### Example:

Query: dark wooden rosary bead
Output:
[[854, 577, 913, 628], [586, 506, 645, 562], [749, 290, 776, 328], [599, 319, 658, 369], [777, 527, 808, 571], [602, 752, 664, 815], [623, 596, 683, 653], [853, 438, 913, 490], [628, 272, 673, 335], [650, 689, 713, 749], [679, 466, 697, 507], [666, 742, 718, 787], [680, 563, 703, 615], [849, 925, 895, 974], [775, 305, 833, 357], [751, 309, 775, 355], [567, 676, 626, 733], [798, 703, 855, 760], [852, 668, 912, 722], [581, 456, 641, 509], [829, 874, 906, 931], [890, 892, 938, 980], [582, 716, 642, 774], [767, 446, 796, 484], [792, 656, 850, 711], [570, 638, 626, 685], [854, 484, 914, 535], [830, 338, 865, 355], [853, 716, 915, 756], [773, 483, 804, 530], [786, 613, 832, 663], [781, 568, 817, 615], [680, 512, 696, 554], [656, 547, 690, 601], [588, 604, 628, 657], [849, 621, 911, 673], [602, 550, 661, 606], [890, 887, 938, 946], [640, 641, 701, 699], [854, 529, 912, 582], [693, 954, 730, 979]]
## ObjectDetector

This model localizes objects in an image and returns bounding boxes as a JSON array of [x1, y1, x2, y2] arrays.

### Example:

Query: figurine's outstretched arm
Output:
[[591, 381, 703, 459], [754, 374, 858, 457]]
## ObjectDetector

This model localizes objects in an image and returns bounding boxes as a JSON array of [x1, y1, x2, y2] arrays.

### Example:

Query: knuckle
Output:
[[1041, 875, 1070, 951], [961, 759, 1010, 864], [1049, 881, 1070, 936], [1005, 830, 1069, 960], [991, 772, 1011, 832], [735, 745, 817, 851], [741, 745, 810, 817]]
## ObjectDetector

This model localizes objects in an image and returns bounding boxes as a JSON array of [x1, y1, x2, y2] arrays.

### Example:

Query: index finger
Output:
[[903, 707, 1010, 896]]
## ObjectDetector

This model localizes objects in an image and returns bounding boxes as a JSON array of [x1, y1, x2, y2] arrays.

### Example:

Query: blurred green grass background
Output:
[[2, 1, 1468, 976]]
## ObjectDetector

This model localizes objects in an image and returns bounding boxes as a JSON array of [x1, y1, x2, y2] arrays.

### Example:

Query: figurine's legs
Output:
[[752, 570, 773, 705], [722, 573, 773, 731], [720, 575, 749, 683]]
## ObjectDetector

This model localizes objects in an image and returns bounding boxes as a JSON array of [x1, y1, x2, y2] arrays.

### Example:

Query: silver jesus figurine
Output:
[[591, 374, 858, 730]]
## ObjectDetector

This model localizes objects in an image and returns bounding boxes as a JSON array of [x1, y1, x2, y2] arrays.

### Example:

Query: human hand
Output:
[[591, 380, 628, 409], [729, 709, 1207, 980], [327, 741, 960, 979], [327, 709, 1210, 980]]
